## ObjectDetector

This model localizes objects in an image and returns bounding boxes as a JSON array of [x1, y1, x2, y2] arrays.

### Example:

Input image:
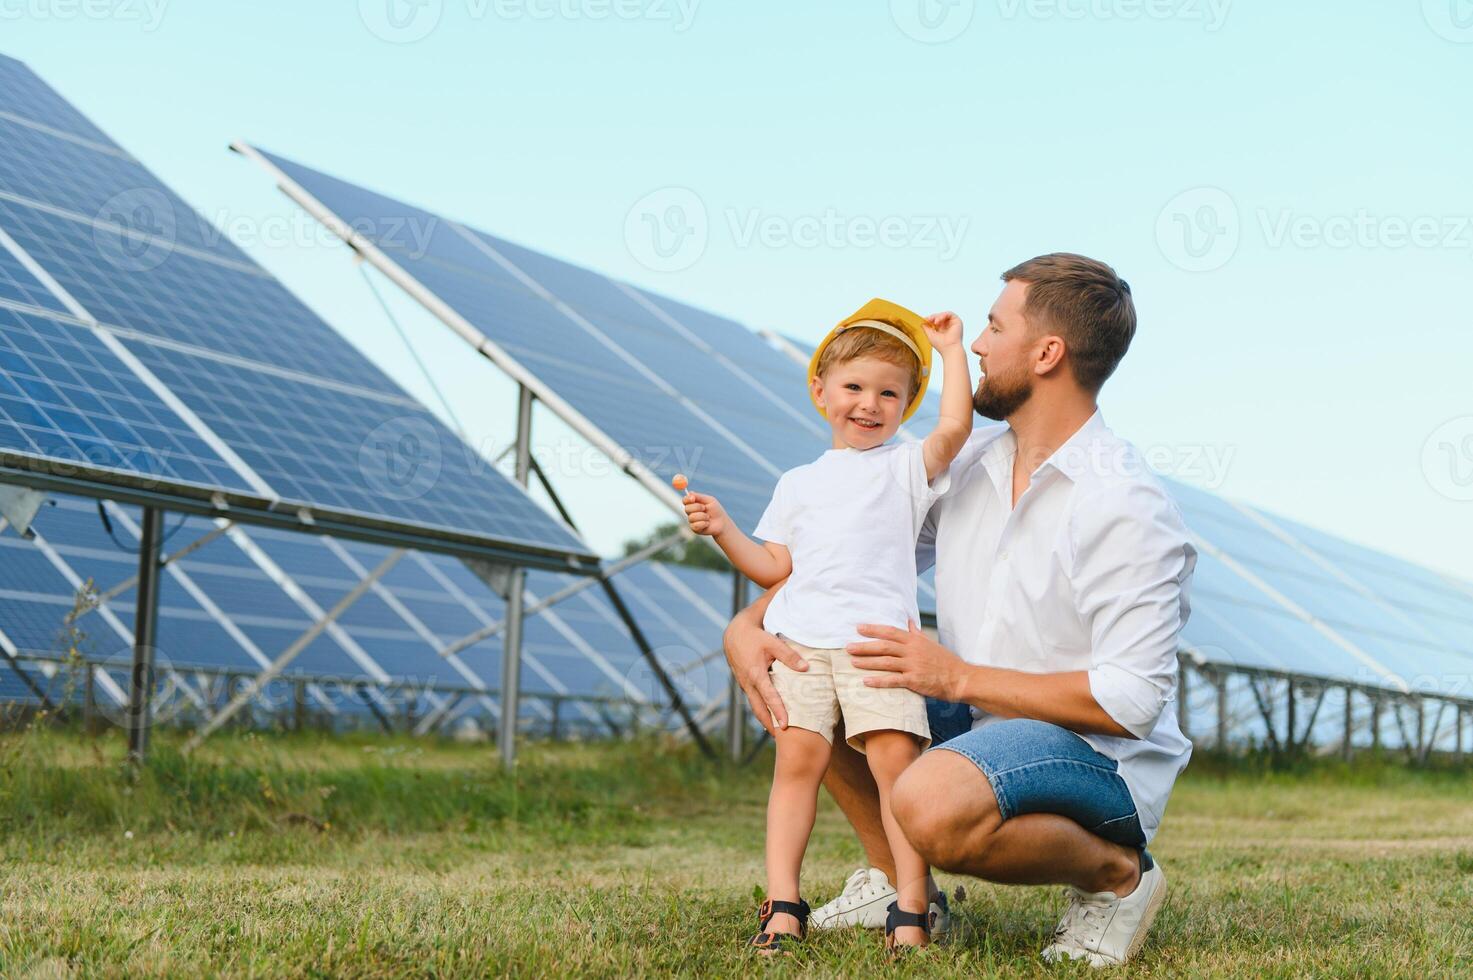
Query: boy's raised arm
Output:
[[921, 311, 974, 481]]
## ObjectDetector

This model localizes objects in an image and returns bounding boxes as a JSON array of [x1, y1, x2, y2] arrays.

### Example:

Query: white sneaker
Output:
[[1041, 862, 1167, 967], [812, 868, 952, 937], [811, 868, 896, 929]]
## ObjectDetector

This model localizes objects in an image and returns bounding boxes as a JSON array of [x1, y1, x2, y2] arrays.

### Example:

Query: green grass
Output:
[[3, 727, 1473, 977]]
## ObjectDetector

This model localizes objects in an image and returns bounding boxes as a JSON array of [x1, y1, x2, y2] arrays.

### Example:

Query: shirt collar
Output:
[[1036, 409, 1110, 483]]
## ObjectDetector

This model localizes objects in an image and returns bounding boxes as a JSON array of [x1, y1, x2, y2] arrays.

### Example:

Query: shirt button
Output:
[[1000, 551, 1011, 561]]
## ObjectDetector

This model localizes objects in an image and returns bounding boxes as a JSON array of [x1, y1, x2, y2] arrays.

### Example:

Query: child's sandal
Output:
[[883, 901, 933, 960], [749, 897, 810, 954]]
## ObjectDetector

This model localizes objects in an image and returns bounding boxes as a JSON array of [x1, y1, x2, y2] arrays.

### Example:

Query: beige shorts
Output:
[[769, 637, 930, 753]]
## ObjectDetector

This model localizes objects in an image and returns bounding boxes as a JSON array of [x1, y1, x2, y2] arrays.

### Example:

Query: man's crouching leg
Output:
[[892, 749, 1139, 894]]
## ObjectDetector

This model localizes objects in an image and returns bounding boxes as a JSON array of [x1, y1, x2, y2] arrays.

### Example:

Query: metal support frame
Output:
[[126, 506, 164, 762], [499, 384, 534, 768], [522, 430, 715, 760], [728, 571, 748, 762], [433, 528, 688, 661], [1216, 669, 1229, 749], [68, 522, 234, 624], [1178, 660, 1190, 741], [183, 549, 404, 752]]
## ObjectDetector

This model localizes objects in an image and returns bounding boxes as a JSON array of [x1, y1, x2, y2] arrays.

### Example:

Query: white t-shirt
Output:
[[755, 440, 947, 648]]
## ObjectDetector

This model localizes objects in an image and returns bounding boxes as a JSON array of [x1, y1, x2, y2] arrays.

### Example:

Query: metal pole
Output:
[[1286, 678, 1296, 752], [499, 384, 534, 768], [1177, 660, 1190, 742], [293, 677, 307, 732], [1216, 671, 1228, 750], [1371, 696, 1381, 751], [728, 571, 748, 762], [1449, 704, 1461, 766], [127, 506, 164, 763], [1343, 687, 1354, 762]]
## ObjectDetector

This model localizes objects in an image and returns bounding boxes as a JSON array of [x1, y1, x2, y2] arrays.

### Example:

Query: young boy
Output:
[[682, 299, 972, 954]]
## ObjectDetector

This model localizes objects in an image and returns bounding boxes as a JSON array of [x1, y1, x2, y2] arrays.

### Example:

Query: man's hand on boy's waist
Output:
[[723, 598, 808, 736], [847, 621, 969, 702]]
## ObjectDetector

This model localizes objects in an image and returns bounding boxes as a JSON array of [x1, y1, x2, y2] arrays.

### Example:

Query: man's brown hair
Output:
[[1001, 253, 1136, 393], [814, 327, 923, 403]]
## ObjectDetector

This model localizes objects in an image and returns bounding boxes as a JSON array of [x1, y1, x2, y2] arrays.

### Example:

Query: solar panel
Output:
[[1168, 478, 1473, 698], [0, 307, 249, 490], [0, 55, 594, 570], [0, 492, 731, 728], [239, 147, 822, 535]]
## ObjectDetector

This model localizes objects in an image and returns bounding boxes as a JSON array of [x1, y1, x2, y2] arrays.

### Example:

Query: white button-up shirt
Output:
[[919, 411, 1196, 841]]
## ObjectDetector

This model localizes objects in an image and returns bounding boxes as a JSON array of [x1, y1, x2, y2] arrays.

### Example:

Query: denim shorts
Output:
[[922, 704, 1147, 850]]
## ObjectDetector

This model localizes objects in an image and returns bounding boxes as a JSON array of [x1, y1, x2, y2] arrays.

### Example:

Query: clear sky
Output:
[[4, 1, 1471, 579]]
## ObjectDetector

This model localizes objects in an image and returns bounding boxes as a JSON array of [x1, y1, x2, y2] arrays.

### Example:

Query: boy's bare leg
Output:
[[824, 721, 945, 908], [764, 726, 833, 937], [822, 721, 895, 879], [862, 729, 930, 947]]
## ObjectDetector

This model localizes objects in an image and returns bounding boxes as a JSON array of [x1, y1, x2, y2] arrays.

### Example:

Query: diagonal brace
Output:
[[183, 549, 404, 752]]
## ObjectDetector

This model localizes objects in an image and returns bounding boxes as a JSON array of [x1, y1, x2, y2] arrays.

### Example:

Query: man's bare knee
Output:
[[892, 751, 1002, 871]]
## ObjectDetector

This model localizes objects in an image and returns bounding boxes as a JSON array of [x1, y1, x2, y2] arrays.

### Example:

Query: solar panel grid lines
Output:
[[238, 145, 789, 533], [0, 60, 594, 568], [408, 553, 594, 722], [1228, 499, 1473, 666], [614, 281, 830, 442], [97, 502, 345, 712], [222, 524, 394, 685], [1183, 515, 1413, 694], [0, 55, 115, 147], [320, 537, 503, 719], [0, 308, 254, 492]]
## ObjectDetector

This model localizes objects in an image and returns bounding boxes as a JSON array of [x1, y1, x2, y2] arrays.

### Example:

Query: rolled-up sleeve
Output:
[[1071, 482, 1197, 739]]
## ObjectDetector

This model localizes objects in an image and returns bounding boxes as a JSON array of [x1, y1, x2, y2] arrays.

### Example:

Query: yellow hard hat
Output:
[[807, 298, 933, 423]]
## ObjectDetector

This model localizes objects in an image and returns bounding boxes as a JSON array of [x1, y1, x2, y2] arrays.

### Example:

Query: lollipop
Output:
[[672, 473, 688, 493]]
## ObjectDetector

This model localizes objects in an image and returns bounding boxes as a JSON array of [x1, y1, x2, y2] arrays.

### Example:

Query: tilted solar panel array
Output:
[[0, 492, 727, 722], [241, 148, 853, 536], [0, 55, 592, 567], [1172, 479, 1473, 699]]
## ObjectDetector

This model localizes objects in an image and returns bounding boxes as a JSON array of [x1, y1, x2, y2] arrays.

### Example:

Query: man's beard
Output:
[[972, 365, 1034, 421]]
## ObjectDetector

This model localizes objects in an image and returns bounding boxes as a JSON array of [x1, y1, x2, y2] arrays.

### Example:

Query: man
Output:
[[723, 253, 1196, 966]]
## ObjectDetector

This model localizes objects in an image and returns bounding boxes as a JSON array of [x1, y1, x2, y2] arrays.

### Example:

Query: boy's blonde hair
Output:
[[813, 326, 923, 402]]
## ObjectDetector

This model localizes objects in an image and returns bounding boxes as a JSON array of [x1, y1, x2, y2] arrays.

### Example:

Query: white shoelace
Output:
[[831, 868, 888, 910], [1053, 887, 1113, 951]]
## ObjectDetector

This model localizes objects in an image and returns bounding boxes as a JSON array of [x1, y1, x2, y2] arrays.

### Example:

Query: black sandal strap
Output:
[[885, 901, 932, 936], [751, 898, 811, 950], [757, 898, 809, 924]]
